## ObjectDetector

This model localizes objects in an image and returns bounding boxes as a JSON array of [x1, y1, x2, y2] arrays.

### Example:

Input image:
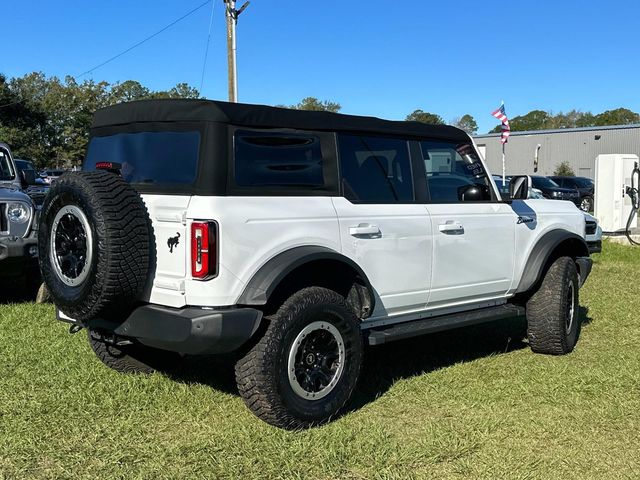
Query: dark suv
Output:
[[549, 176, 594, 212], [530, 176, 580, 207]]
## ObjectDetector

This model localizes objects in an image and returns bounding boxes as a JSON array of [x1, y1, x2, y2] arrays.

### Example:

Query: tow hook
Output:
[[69, 324, 83, 334]]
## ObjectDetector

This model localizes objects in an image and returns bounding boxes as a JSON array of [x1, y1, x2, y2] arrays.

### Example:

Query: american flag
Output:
[[491, 103, 510, 144]]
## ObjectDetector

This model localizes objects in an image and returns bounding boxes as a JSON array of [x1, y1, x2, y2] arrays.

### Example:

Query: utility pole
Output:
[[224, 0, 249, 103]]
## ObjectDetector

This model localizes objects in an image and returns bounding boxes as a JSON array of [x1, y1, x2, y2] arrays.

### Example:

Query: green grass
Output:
[[1, 242, 640, 479]]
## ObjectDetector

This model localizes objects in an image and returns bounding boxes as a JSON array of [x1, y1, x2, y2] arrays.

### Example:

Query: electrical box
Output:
[[594, 154, 638, 233]]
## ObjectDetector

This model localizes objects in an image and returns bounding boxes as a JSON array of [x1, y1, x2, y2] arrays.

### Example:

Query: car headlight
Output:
[[552, 191, 561, 198], [7, 202, 31, 224]]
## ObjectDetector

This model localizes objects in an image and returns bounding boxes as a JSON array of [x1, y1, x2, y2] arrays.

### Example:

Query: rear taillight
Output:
[[191, 221, 217, 279]]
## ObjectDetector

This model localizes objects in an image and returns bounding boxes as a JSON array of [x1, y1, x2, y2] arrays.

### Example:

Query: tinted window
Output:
[[421, 140, 491, 202], [85, 131, 200, 184], [234, 130, 324, 187], [338, 134, 413, 203], [531, 176, 559, 189], [574, 177, 593, 188], [0, 149, 15, 180]]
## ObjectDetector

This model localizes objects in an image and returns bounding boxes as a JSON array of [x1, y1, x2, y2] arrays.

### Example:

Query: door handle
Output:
[[438, 222, 464, 234], [349, 224, 381, 237]]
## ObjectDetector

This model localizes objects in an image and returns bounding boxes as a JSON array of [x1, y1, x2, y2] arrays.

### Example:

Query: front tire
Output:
[[526, 256, 580, 355], [235, 287, 363, 429]]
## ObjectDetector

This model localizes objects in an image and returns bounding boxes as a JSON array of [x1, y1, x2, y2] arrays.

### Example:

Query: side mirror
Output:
[[509, 175, 529, 200], [20, 169, 37, 187]]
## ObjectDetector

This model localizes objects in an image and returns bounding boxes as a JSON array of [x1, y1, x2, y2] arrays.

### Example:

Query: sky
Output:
[[2, 0, 640, 133]]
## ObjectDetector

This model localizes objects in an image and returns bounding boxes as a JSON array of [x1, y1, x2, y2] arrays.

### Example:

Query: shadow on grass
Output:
[[0, 279, 38, 304], [168, 305, 595, 414], [168, 315, 532, 403]]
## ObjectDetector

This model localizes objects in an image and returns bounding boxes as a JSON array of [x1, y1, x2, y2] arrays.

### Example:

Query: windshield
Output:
[[532, 176, 560, 189], [84, 130, 201, 185], [0, 148, 16, 181]]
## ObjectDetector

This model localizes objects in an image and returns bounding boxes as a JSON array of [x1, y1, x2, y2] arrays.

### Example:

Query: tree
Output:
[[406, 109, 444, 125], [285, 97, 341, 113], [452, 114, 478, 134], [593, 108, 640, 126], [554, 161, 575, 177], [0, 71, 202, 168]]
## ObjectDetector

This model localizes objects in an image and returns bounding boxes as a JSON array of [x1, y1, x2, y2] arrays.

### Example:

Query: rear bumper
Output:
[[575, 257, 593, 287], [58, 304, 263, 355]]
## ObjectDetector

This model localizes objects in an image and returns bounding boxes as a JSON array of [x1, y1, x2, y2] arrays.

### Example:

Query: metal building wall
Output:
[[474, 125, 640, 179]]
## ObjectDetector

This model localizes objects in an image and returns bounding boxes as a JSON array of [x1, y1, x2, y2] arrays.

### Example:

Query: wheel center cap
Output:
[[305, 353, 316, 365]]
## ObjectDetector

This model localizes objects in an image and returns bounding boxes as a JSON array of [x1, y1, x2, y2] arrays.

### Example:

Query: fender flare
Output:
[[236, 246, 375, 310], [516, 229, 589, 294]]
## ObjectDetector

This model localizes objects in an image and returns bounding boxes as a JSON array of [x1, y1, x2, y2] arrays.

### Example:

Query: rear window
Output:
[[234, 130, 324, 187], [84, 131, 200, 184]]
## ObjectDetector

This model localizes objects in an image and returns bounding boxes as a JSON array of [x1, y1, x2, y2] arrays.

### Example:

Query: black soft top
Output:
[[92, 99, 469, 141]]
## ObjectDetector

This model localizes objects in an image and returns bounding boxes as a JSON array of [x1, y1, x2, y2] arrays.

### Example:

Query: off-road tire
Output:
[[88, 329, 179, 374], [235, 287, 363, 429], [526, 256, 580, 355], [39, 171, 152, 321]]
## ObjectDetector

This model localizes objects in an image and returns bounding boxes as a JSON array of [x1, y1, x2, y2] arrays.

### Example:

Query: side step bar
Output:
[[366, 304, 526, 346]]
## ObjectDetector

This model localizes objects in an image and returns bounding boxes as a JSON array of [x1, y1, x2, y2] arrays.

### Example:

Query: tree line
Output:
[[0, 72, 199, 168], [2, 71, 638, 169]]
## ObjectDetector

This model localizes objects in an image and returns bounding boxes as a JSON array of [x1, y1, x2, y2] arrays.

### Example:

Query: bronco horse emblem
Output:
[[167, 232, 181, 253]]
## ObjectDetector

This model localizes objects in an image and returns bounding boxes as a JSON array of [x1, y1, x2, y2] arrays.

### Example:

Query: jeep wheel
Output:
[[88, 329, 180, 374], [526, 256, 580, 355], [235, 287, 363, 429], [38, 171, 152, 321]]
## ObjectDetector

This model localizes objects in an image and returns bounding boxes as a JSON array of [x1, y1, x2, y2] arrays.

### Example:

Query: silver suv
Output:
[[0, 143, 39, 288]]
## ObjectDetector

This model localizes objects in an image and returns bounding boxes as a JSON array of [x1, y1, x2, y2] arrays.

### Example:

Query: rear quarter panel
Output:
[[185, 196, 340, 307]]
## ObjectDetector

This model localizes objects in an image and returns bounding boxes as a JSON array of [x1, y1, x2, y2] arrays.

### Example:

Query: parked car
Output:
[[40, 100, 592, 429], [0, 144, 40, 292], [529, 176, 581, 206], [549, 176, 595, 212], [14, 159, 50, 207], [41, 169, 66, 185]]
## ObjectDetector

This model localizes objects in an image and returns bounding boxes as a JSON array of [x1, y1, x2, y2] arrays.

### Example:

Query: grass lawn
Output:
[[1, 242, 639, 479]]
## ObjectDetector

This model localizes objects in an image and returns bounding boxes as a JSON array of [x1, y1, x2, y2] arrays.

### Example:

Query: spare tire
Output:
[[39, 171, 152, 321]]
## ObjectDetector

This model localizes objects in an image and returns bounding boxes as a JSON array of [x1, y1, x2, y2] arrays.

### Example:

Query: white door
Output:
[[419, 138, 516, 309], [332, 198, 432, 317], [426, 203, 516, 308], [333, 134, 432, 318]]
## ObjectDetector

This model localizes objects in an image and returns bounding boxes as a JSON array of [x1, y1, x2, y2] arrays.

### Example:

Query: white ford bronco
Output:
[[40, 100, 592, 429]]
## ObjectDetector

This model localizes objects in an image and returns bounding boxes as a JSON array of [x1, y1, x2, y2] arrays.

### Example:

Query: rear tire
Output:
[[526, 256, 580, 355], [235, 287, 363, 429], [88, 329, 180, 374]]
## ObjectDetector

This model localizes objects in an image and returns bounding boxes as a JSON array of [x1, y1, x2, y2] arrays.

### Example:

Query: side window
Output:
[[234, 130, 324, 187], [420, 140, 492, 203], [338, 134, 414, 203]]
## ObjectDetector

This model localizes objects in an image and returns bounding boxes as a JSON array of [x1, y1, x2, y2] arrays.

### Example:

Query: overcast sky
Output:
[[3, 0, 639, 132]]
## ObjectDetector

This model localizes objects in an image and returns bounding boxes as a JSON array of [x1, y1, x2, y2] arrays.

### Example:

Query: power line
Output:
[[77, 0, 212, 78], [199, 0, 216, 93]]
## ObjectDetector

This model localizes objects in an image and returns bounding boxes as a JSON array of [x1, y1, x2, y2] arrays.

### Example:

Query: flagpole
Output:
[[502, 142, 506, 187]]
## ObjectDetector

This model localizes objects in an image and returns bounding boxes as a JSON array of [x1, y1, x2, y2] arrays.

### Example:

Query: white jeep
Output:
[[40, 100, 592, 429]]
